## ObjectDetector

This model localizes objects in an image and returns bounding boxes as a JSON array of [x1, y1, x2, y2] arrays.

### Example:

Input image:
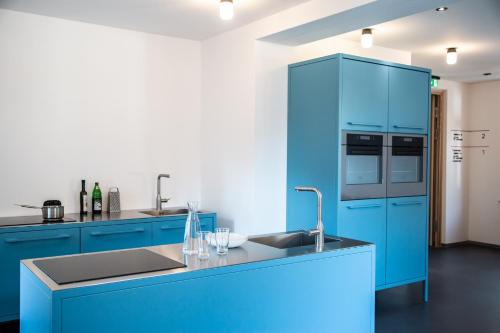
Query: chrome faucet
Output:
[[295, 186, 324, 252], [156, 174, 171, 211]]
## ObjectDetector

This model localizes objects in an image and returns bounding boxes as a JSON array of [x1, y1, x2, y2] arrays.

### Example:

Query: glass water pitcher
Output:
[[183, 201, 201, 255]]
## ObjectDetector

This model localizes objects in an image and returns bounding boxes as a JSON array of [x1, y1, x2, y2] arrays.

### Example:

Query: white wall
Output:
[[432, 80, 470, 244], [202, 12, 411, 234], [465, 80, 500, 245], [0, 9, 202, 216]]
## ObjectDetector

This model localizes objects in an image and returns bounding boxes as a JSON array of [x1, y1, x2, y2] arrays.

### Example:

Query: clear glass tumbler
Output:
[[215, 228, 230, 255], [197, 231, 210, 260]]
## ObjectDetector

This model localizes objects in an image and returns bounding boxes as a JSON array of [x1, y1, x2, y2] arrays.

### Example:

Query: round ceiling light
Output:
[[361, 28, 373, 48], [446, 47, 458, 65], [220, 0, 234, 21]]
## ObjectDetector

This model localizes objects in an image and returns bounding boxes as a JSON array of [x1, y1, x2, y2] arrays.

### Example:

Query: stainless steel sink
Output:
[[249, 232, 341, 249], [140, 208, 189, 217]]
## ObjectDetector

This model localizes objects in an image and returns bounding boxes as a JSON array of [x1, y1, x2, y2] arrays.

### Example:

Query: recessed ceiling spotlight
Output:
[[446, 47, 458, 65], [219, 0, 234, 21], [361, 28, 373, 48], [436, 7, 448, 12], [483, 72, 492, 76]]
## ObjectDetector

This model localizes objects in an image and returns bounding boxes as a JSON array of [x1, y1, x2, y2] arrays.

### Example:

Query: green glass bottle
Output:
[[92, 182, 102, 215]]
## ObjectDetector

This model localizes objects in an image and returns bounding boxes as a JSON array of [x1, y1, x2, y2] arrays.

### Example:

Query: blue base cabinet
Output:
[[386, 196, 427, 284], [0, 228, 80, 321], [81, 222, 152, 253], [152, 216, 215, 246], [0, 212, 216, 322], [338, 199, 387, 287], [21, 244, 375, 333]]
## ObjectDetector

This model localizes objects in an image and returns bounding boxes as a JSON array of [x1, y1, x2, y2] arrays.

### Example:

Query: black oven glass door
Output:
[[346, 145, 383, 185], [388, 135, 427, 197], [341, 132, 387, 200], [391, 146, 423, 183]]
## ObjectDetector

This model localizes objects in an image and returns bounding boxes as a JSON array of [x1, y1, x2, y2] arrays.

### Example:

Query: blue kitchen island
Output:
[[20, 233, 375, 333]]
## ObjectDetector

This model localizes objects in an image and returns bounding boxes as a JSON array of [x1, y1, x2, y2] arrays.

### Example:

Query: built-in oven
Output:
[[387, 134, 427, 197], [341, 131, 387, 200]]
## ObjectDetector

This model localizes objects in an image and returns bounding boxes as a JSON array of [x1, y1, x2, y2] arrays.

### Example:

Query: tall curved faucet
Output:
[[156, 174, 171, 211], [295, 186, 324, 252]]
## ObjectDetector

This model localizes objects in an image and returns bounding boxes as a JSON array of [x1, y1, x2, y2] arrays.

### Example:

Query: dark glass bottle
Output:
[[92, 182, 102, 215], [80, 180, 88, 215]]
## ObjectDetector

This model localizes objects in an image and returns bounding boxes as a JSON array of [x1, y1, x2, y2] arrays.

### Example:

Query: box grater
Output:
[[108, 187, 121, 213]]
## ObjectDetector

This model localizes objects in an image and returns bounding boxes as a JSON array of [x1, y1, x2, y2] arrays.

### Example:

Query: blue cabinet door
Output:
[[341, 59, 388, 132], [388, 67, 429, 134], [287, 58, 339, 234], [338, 199, 387, 287], [386, 196, 427, 284], [81, 222, 151, 253], [152, 216, 215, 246], [0, 228, 80, 320]]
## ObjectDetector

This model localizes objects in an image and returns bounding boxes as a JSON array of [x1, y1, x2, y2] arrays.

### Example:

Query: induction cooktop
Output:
[[0, 215, 77, 227], [33, 249, 186, 285]]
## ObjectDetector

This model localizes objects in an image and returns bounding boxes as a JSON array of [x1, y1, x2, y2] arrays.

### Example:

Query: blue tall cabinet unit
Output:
[[287, 53, 431, 298]]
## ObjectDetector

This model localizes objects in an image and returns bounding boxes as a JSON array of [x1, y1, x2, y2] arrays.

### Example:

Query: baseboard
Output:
[[440, 240, 500, 250]]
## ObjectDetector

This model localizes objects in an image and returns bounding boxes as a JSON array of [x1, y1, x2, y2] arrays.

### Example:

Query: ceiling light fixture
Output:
[[446, 47, 458, 65], [436, 7, 448, 12], [219, 0, 234, 21], [361, 28, 373, 48]]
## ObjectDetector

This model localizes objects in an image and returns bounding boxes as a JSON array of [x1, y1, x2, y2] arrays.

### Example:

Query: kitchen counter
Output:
[[0, 208, 215, 229], [20, 234, 375, 332], [22, 234, 370, 291]]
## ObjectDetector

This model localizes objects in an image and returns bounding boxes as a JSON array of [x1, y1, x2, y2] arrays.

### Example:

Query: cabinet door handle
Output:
[[346, 204, 383, 209], [160, 225, 183, 231], [5, 234, 71, 244], [393, 125, 424, 130], [392, 201, 423, 207], [90, 228, 145, 237], [160, 223, 209, 231], [347, 121, 383, 128]]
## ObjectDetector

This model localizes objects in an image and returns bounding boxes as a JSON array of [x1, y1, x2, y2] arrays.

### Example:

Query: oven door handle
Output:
[[347, 121, 383, 128]]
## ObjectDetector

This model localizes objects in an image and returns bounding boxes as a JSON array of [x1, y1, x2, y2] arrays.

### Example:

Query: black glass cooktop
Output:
[[33, 249, 186, 285], [0, 216, 77, 227]]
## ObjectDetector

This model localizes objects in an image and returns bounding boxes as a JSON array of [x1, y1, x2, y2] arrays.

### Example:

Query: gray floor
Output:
[[1, 244, 499, 333], [376, 244, 500, 333]]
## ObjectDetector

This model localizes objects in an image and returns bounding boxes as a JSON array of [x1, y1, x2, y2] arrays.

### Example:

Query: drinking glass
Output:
[[215, 228, 230, 255], [197, 231, 210, 260]]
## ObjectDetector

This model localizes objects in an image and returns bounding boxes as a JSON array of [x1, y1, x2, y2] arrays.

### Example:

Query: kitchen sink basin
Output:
[[140, 209, 189, 217], [249, 232, 341, 249]]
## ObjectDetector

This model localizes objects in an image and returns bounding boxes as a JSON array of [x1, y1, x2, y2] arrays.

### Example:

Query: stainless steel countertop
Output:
[[22, 233, 372, 292], [0, 208, 215, 228]]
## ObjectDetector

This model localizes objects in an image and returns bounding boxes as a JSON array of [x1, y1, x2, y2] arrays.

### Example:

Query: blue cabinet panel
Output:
[[0, 228, 80, 320], [152, 217, 215, 246], [338, 199, 387, 287], [81, 222, 152, 253], [287, 58, 339, 234], [388, 67, 429, 134], [386, 196, 427, 284], [55, 251, 374, 333], [341, 59, 388, 132]]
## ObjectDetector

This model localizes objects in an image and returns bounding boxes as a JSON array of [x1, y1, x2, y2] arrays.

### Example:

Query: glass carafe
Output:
[[182, 201, 201, 255]]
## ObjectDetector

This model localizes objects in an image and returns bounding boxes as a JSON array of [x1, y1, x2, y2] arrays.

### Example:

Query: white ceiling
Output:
[[0, 0, 310, 40], [339, 0, 500, 82]]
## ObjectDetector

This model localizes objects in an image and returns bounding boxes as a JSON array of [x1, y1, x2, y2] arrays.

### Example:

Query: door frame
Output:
[[429, 91, 446, 247]]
